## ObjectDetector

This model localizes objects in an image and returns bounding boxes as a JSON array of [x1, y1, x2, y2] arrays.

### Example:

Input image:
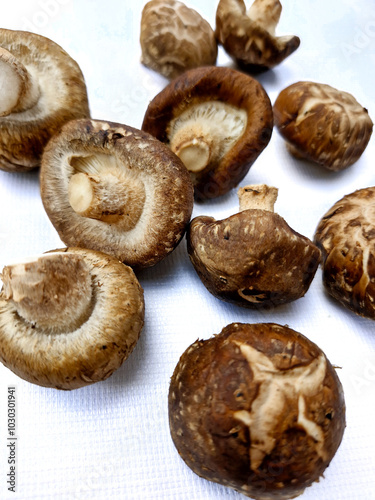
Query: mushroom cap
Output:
[[273, 81, 373, 171], [314, 187, 375, 319], [0, 29, 90, 172], [0, 248, 145, 390], [169, 322, 346, 500], [142, 66, 273, 201], [40, 118, 194, 270], [140, 0, 217, 79], [187, 199, 321, 308], [215, 0, 300, 72]]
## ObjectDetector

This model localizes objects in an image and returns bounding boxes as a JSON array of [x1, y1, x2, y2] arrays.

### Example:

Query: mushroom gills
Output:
[[68, 153, 146, 230], [167, 101, 247, 173]]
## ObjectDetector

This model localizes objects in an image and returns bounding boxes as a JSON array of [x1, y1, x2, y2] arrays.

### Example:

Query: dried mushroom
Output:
[[140, 0, 217, 79], [315, 187, 375, 319], [187, 184, 321, 308], [0, 248, 144, 390], [169, 322, 346, 500], [274, 81, 373, 171], [215, 0, 300, 72], [0, 28, 90, 172], [142, 66, 273, 201], [40, 119, 194, 270]]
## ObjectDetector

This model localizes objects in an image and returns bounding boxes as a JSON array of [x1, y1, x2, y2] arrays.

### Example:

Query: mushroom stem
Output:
[[68, 171, 146, 230], [238, 184, 278, 212], [247, 0, 282, 36], [170, 131, 213, 173], [0, 47, 41, 116], [1, 253, 93, 334]]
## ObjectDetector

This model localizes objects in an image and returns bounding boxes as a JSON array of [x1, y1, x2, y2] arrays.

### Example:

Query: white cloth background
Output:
[[0, 1, 374, 499]]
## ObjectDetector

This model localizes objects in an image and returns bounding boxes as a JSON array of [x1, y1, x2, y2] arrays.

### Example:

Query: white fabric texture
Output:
[[0, 1, 375, 499]]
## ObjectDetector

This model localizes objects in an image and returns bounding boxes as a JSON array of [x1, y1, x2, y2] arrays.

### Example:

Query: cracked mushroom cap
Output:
[[0, 29, 90, 172], [40, 119, 194, 270], [187, 184, 321, 308], [140, 0, 217, 79], [273, 81, 373, 171], [215, 0, 300, 72], [314, 187, 375, 319], [142, 66, 273, 201], [0, 248, 144, 390], [169, 322, 346, 500]]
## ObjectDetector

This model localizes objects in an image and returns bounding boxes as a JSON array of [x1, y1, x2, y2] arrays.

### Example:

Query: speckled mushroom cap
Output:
[[273, 81, 373, 171], [0, 248, 144, 390], [0, 29, 90, 172], [142, 66, 273, 201], [187, 184, 321, 308], [40, 118, 194, 270], [215, 0, 300, 72], [169, 322, 346, 500], [314, 187, 375, 319], [140, 0, 217, 79]]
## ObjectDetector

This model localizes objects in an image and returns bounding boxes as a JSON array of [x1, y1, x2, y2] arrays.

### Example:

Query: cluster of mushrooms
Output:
[[0, 1, 374, 499]]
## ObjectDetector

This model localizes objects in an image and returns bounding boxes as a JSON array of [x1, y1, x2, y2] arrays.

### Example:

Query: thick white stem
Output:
[[238, 184, 278, 212]]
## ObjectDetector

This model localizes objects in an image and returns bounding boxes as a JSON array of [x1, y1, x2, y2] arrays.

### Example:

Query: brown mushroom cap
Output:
[[169, 322, 346, 500], [0, 248, 144, 390], [0, 29, 90, 173], [314, 187, 375, 319], [187, 184, 321, 308], [215, 0, 300, 72], [140, 0, 218, 80], [273, 81, 373, 171], [40, 118, 194, 270], [142, 66, 273, 201]]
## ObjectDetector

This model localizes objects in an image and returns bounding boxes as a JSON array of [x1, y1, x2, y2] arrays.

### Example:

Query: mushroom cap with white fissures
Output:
[[314, 186, 375, 319], [169, 322, 346, 500], [0, 248, 144, 390], [187, 184, 321, 308], [0, 28, 90, 172], [142, 66, 273, 201], [40, 119, 194, 270]]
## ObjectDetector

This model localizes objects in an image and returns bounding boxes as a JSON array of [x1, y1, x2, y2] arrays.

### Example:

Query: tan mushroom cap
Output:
[[215, 0, 300, 72], [274, 81, 373, 171], [140, 0, 217, 79], [142, 66, 273, 201], [187, 184, 321, 308], [0, 29, 90, 172], [169, 322, 346, 500], [314, 187, 375, 319], [40, 119, 194, 270], [0, 248, 145, 390]]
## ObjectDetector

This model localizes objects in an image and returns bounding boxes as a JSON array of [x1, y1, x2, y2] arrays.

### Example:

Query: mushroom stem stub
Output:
[[1, 253, 92, 334], [0, 47, 40, 116], [238, 184, 278, 212]]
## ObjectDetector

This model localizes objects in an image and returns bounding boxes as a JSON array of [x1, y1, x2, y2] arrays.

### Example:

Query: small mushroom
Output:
[[142, 66, 273, 201], [40, 119, 194, 270], [215, 0, 300, 72], [0, 248, 144, 390], [187, 184, 321, 308], [140, 0, 217, 79], [314, 187, 375, 319], [273, 81, 373, 171], [0, 29, 90, 172], [169, 322, 346, 500]]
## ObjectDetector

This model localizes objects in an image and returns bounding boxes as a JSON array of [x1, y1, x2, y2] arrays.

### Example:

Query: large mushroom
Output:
[[140, 0, 217, 79], [314, 186, 375, 319], [169, 322, 346, 500], [187, 184, 321, 308], [215, 0, 300, 72], [273, 81, 373, 171], [142, 66, 273, 201], [0, 248, 144, 390], [40, 119, 194, 270], [0, 29, 90, 172]]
